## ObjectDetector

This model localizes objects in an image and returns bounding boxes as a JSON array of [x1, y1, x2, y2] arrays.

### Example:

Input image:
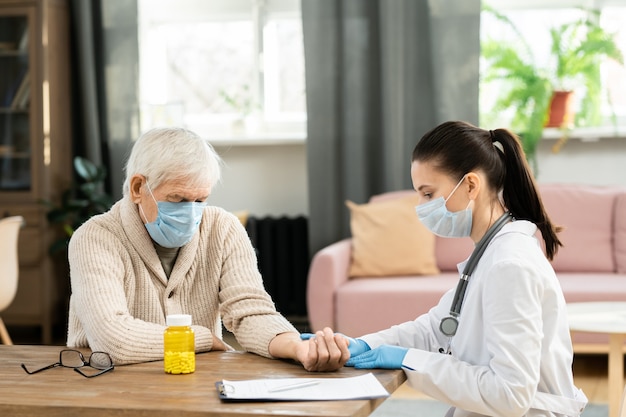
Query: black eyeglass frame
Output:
[[21, 349, 114, 378]]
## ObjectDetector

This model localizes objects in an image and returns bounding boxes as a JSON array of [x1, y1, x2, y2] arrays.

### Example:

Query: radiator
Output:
[[246, 216, 309, 318]]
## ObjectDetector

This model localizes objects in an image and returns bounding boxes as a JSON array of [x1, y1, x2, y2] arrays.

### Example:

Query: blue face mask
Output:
[[140, 183, 206, 248], [415, 175, 473, 238]]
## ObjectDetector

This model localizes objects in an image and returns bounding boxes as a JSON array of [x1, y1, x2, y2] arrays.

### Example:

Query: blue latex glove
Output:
[[345, 345, 409, 369], [347, 338, 371, 357], [300, 333, 370, 357]]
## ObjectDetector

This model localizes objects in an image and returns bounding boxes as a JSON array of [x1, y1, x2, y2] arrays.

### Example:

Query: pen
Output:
[[268, 380, 320, 393]]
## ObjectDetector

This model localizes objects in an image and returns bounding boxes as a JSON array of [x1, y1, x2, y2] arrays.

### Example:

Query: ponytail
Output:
[[491, 129, 562, 260], [413, 121, 562, 260]]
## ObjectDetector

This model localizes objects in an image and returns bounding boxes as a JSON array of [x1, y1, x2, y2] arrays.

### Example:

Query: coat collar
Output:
[[119, 197, 201, 285]]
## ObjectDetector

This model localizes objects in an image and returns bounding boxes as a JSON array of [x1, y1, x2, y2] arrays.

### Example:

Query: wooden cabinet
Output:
[[0, 0, 72, 344]]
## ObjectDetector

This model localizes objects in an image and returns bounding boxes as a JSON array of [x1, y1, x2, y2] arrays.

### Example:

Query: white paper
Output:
[[218, 372, 390, 401]]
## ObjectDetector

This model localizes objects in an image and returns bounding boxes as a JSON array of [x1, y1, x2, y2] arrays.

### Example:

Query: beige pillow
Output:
[[346, 194, 440, 277], [232, 210, 249, 226]]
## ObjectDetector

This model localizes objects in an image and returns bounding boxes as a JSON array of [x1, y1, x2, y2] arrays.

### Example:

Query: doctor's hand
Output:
[[345, 345, 409, 369], [301, 333, 370, 358], [347, 337, 371, 357]]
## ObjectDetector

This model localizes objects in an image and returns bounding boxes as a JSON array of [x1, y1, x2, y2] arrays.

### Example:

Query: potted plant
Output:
[[219, 84, 257, 135], [481, 6, 552, 172], [549, 10, 624, 127], [40, 156, 113, 254], [481, 6, 624, 166]]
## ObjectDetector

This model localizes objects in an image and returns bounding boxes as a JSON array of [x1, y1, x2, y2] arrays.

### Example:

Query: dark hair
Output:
[[412, 120, 562, 260]]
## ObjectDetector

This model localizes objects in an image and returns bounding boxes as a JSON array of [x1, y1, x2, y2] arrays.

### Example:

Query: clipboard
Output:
[[215, 373, 389, 402], [216, 381, 248, 401]]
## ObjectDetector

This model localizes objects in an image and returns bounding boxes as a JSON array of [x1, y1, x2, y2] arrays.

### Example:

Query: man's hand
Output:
[[211, 332, 231, 351], [301, 333, 370, 357], [297, 327, 351, 371], [270, 327, 350, 372]]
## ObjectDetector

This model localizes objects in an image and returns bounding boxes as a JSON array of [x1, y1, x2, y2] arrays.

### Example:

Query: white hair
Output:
[[123, 127, 222, 196]]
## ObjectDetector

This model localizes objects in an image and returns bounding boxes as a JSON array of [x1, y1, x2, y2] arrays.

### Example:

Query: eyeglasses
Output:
[[21, 349, 114, 378]]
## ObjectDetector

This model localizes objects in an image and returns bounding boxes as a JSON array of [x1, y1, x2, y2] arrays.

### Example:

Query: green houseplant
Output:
[[549, 9, 624, 128], [219, 84, 258, 135], [481, 6, 624, 167], [481, 6, 551, 172], [41, 156, 113, 254]]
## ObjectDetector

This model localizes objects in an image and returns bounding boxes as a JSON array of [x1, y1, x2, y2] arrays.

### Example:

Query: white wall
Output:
[[209, 142, 309, 218], [535, 137, 626, 187], [207, 136, 626, 218]]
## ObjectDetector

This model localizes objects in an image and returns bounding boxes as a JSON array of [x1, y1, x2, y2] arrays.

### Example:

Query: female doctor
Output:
[[345, 121, 587, 416]]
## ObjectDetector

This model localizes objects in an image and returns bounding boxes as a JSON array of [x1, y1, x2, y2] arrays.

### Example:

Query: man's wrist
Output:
[[269, 332, 301, 360]]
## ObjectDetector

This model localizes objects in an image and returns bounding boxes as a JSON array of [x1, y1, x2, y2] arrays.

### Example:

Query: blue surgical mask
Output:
[[415, 175, 473, 238], [139, 183, 206, 248]]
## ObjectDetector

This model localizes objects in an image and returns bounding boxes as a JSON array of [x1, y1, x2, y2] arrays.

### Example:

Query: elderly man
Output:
[[67, 127, 348, 371]]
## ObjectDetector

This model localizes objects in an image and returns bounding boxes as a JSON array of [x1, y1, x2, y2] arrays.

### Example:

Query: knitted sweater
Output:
[[67, 197, 297, 365]]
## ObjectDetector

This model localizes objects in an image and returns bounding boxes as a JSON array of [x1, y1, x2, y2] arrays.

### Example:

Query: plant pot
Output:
[[545, 90, 575, 128]]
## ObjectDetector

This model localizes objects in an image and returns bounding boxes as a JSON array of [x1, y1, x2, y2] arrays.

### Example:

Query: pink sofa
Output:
[[306, 183, 626, 352]]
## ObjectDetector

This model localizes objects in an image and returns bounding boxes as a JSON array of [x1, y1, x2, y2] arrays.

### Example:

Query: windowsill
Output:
[[542, 126, 626, 142], [206, 132, 306, 147], [203, 127, 625, 146]]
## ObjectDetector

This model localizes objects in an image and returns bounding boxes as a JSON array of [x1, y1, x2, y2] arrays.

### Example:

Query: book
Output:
[[215, 372, 389, 402]]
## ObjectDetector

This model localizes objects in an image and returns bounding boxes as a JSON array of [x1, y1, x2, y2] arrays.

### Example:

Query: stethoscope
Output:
[[438, 211, 513, 354]]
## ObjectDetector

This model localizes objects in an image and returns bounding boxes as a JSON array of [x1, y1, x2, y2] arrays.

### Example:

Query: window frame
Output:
[[481, 0, 626, 140], [137, 0, 306, 143]]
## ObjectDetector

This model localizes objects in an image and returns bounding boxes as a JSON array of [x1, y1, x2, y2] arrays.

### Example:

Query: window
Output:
[[481, 0, 626, 135], [137, 0, 306, 140]]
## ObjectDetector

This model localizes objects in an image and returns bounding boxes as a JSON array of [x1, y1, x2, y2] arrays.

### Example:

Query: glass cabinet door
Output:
[[0, 13, 31, 191]]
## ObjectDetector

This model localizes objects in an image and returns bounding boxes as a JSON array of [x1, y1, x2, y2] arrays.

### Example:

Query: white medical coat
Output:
[[360, 220, 587, 417]]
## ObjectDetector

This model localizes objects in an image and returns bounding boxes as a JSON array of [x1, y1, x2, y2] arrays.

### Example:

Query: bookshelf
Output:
[[0, 12, 29, 191], [0, 0, 72, 344]]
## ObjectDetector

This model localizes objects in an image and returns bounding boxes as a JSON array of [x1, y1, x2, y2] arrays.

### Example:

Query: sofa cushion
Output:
[[557, 273, 626, 302], [539, 184, 616, 273], [346, 194, 439, 277], [434, 236, 474, 272], [368, 190, 474, 272], [615, 193, 626, 274], [336, 273, 459, 335], [335, 272, 626, 338]]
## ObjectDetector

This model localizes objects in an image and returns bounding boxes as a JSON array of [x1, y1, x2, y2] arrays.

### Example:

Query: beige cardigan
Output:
[[67, 197, 297, 364]]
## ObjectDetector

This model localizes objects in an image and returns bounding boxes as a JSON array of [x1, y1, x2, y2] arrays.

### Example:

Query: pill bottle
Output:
[[164, 314, 195, 374]]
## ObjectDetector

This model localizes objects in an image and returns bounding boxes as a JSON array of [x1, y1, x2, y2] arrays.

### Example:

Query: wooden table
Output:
[[567, 301, 626, 417], [0, 345, 406, 417]]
